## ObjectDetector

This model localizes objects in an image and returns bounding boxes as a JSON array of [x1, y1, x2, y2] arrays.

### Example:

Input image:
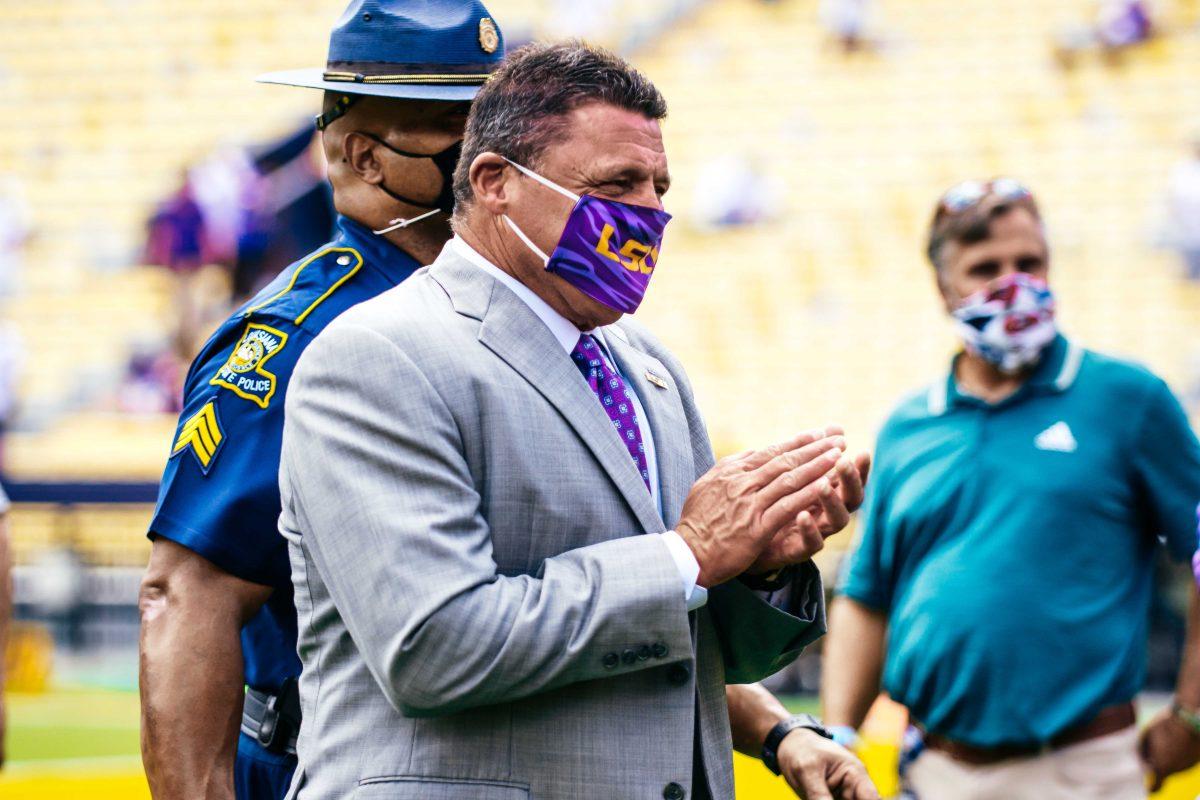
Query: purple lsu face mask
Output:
[[502, 157, 672, 314]]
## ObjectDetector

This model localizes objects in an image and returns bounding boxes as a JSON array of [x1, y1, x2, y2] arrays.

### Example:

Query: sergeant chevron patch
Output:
[[172, 401, 225, 473]]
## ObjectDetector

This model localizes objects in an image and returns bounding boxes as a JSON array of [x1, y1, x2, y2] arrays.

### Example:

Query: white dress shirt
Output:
[[451, 236, 706, 610]]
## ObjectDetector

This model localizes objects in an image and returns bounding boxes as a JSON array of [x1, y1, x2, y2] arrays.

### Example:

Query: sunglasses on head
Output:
[[937, 178, 1032, 216]]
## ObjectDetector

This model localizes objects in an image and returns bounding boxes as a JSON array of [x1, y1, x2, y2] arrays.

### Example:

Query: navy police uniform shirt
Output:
[[149, 215, 420, 694]]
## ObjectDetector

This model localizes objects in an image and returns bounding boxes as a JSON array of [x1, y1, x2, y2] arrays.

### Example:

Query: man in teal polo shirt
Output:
[[820, 179, 1200, 798]]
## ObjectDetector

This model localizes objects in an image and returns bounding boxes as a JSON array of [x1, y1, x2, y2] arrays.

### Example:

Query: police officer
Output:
[[137, 3, 504, 798]]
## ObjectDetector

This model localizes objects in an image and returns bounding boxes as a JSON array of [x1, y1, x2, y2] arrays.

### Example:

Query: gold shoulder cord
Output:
[[321, 71, 490, 85]]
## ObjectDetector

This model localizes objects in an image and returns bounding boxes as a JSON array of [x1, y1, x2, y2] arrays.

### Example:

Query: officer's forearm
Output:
[[821, 596, 887, 729], [727, 683, 791, 756], [1175, 584, 1200, 709], [138, 539, 270, 799], [139, 578, 244, 798]]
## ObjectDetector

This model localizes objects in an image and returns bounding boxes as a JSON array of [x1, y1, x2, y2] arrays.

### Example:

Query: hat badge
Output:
[[478, 17, 499, 54]]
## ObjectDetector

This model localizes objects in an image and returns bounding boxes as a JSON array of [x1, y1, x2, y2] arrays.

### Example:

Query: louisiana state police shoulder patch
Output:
[[209, 322, 289, 409]]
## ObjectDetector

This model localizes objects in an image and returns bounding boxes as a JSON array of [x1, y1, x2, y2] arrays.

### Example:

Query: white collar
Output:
[[450, 235, 600, 354]]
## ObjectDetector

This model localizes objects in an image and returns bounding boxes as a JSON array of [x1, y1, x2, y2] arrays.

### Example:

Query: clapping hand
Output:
[[747, 433, 870, 576], [676, 427, 869, 587]]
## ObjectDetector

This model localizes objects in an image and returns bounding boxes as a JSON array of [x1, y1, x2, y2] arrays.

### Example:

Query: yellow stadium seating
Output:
[[0, 0, 1198, 570], [630, 0, 1200, 496], [0, 0, 688, 487]]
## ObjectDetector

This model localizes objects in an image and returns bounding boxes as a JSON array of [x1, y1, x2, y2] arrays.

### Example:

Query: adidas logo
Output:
[[1034, 421, 1077, 453]]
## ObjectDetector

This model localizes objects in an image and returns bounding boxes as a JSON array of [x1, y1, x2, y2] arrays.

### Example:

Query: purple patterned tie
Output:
[[570, 334, 651, 493]]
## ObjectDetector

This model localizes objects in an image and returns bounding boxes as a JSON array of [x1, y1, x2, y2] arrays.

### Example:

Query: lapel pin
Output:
[[644, 370, 669, 390]]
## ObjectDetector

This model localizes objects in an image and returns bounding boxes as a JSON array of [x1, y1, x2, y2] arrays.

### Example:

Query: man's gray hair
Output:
[[451, 40, 667, 215], [926, 194, 1043, 271]]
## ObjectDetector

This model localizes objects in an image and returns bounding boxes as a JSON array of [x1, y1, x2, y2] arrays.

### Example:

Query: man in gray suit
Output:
[[280, 41, 874, 800]]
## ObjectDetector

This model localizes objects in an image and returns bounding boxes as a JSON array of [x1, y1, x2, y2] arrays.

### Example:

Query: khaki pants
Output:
[[905, 727, 1146, 800]]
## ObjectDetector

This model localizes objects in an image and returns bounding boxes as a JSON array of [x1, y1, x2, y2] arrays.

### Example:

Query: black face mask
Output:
[[361, 132, 461, 215]]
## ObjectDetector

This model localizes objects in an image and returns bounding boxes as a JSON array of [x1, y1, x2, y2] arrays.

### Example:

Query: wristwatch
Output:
[[762, 714, 834, 776], [1172, 700, 1200, 737]]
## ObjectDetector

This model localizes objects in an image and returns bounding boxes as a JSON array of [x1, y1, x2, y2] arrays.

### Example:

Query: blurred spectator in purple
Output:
[[1098, 0, 1154, 49], [144, 170, 212, 367], [1167, 133, 1200, 280], [144, 171, 208, 274], [117, 340, 184, 415], [1055, 0, 1156, 68]]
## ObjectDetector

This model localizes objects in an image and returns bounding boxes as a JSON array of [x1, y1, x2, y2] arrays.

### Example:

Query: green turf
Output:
[[782, 696, 819, 716], [6, 688, 140, 763], [7, 688, 1200, 800], [2, 687, 817, 766], [8, 725, 140, 763]]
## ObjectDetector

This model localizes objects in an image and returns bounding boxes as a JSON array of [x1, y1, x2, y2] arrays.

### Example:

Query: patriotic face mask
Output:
[[952, 272, 1057, 374], [501, 157, 672, 314]]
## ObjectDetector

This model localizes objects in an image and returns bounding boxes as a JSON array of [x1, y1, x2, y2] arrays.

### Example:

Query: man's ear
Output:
[[932, 244, 958, 313], [342, 132, 386, 186], [936, 272, 958, 314], [469, 152, 511, 217]]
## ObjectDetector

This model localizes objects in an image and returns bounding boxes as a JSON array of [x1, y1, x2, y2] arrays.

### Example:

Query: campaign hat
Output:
[[257, 0, 504, 105]]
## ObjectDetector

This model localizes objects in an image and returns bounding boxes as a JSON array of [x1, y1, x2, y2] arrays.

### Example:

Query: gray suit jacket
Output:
[[279, 244, 826, 800]]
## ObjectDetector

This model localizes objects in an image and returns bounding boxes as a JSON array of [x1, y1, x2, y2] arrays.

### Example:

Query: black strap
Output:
[[762, 714, 833, 775], [242, 679, 302, 756], [315, 94, 360, 131]]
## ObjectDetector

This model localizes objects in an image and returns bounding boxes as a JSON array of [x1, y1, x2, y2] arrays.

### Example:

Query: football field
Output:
[[5, 689, 1200, 799]]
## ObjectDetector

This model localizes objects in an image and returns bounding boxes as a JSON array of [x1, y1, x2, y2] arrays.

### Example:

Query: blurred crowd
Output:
[[806, 0, 1160, 61], [114, 0, 1190, 422], [128, 125, 336, 415]]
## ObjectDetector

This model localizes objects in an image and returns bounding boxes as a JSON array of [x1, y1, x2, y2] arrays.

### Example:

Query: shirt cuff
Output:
[[659, 530, 708, 611]]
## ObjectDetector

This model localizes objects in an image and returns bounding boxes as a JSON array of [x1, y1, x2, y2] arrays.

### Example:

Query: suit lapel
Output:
[[604, 328, 694, 528], [430, 251, 665, 536]]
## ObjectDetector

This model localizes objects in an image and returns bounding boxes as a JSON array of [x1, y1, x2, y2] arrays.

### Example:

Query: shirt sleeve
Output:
[[1131, 376, 1200, 562], [148, 319, 309, 587], [837, 452, 895, 611], [659, 530, 707, 610]]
